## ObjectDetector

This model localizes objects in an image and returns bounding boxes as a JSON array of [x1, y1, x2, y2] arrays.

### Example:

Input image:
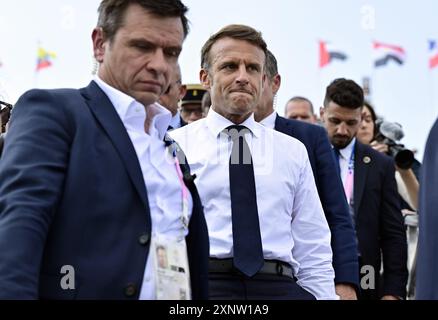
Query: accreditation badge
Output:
[[152, 234, 191, 300]]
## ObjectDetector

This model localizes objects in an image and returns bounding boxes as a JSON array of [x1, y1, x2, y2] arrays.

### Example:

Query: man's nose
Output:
[[147, 49, 168, 75], [189, 111, 202, 122], [337, 123, 349, 135], [235, 65, 250, 85]]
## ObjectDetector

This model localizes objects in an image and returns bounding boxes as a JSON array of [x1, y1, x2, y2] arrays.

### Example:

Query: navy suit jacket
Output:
[[416, 118, 438, 299], [274, 115, 359, 288], [353, 141, 408, 299], [0, 81, 209, 299]]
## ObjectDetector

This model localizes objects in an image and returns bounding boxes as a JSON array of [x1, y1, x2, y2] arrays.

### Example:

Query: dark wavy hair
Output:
[[323, 78, 364, 109]]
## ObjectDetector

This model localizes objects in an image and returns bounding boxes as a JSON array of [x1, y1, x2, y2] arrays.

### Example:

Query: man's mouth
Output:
[[230, 89, 251, 95]]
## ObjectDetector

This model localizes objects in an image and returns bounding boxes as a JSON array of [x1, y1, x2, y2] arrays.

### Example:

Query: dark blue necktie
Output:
[[226, 125, 264, 277]]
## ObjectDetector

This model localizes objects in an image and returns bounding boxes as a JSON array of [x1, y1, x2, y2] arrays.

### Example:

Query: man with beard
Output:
[[320, 78, 408, 300]]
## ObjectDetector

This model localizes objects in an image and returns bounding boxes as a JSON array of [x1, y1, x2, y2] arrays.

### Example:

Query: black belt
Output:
[[209, 259, 295, 279]]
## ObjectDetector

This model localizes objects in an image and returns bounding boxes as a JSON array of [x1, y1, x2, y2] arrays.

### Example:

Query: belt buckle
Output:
[[275, 262, 284, 276]]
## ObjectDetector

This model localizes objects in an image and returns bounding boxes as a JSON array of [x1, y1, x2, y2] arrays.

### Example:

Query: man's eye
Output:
[[223, 64, 236, 70], [165, 48, 180, 58], [135, 43, 152, 51]]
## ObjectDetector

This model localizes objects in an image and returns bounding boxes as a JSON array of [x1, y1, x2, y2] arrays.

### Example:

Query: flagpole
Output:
[[317, 39, 325, 113], [428, 40, 437, 121], [34, 42, 39, 89], [33, 70, 39, 89], [318, 62, 324, 114], [430, 70, 437, 120], [369, 39, 376, 111]]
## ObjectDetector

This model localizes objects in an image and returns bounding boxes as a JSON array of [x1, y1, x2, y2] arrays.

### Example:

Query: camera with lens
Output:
[[374, 120, 414, 169], [0, 100, 13, 134]]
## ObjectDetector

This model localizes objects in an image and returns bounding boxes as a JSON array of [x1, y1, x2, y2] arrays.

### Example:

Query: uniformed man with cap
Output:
[[180, 84, 206, 124]]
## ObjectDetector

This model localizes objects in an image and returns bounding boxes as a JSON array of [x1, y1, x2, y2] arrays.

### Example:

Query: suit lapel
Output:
[[353, 142, 368, 216], [274, 114, 290, 134], [80, 81, 151, 212]]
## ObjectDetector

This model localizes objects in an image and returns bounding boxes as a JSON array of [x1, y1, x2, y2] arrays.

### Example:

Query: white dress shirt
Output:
[[168, 111, 184, 130], [94, 77, 193, 300], [259, 110, 277, 129], [170, 108, 336, 300]]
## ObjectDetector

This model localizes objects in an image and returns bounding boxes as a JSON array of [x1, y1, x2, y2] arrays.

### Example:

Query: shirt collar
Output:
[[94, 76, 171, 140], [337, 137, 356, 160], [205, 108, 262, 139], [259, 111, 277, 129], [169, 111, 183, 130]]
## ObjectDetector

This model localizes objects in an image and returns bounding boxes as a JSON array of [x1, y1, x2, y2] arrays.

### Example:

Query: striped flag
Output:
[[373, 41, 406, 67], [319, 41, 348, 68], [36, 47, 57, 71], [429, 40, 438, 69]]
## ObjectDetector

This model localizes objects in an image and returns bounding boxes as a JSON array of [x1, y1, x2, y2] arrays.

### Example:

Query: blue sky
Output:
[[0, 0, 437, 158]]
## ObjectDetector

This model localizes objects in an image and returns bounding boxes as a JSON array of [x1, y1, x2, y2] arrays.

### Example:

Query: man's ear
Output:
[[200, 69, 211, 90], [92, 28, 106, 63], [178, 85, 187, 101], [261, 73, 267, 88], [272, 74, 281, 95], [319, 106, 325, 121]]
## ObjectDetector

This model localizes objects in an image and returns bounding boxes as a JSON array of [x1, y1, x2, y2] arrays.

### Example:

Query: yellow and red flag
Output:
[[36, 47, 56, 71]]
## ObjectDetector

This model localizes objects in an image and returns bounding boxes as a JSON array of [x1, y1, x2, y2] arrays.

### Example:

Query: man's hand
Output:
[[370, 141, 389, 153], [335, 283, 358, 300]]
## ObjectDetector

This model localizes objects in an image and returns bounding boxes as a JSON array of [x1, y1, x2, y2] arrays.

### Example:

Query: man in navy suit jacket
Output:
[[416, 118, 438, 299], [255, 50, 359, 299], [320, 78, 407, 300], [0, 0, 209, 299]]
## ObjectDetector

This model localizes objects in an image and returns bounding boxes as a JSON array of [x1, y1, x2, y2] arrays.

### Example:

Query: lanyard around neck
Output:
[[165, 138, 190, 239], [343, 141, 356, 204]]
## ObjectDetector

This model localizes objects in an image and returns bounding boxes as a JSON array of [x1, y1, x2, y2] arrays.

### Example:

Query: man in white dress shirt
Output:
[[170, 24, 336, 300], [0, 0, 209, 300]]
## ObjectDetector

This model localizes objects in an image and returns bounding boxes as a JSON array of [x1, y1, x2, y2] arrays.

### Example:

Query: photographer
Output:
[[357, 102, 420, 211]]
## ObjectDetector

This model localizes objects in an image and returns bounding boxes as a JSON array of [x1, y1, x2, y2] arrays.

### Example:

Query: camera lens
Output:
[[394, 149, 414, 169]]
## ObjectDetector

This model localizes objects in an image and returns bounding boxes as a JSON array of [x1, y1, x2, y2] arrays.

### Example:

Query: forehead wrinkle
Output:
[[210, 44, 264, 67], [126, 31, 182, 51]]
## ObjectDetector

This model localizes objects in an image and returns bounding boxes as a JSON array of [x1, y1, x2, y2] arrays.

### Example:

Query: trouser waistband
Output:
[[209, 258, 295, 279]]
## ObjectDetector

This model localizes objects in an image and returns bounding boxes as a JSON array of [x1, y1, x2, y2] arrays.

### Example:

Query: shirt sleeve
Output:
[[290, 146, 338, 300]]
